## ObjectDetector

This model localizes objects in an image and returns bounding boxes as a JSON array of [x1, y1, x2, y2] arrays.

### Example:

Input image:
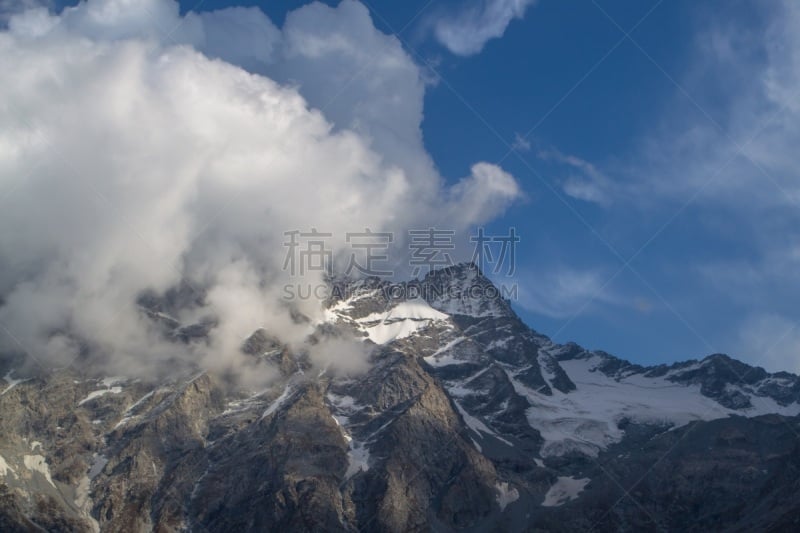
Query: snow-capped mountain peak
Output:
[[3, 262, 800, 531], [323, 263, 800, 461]]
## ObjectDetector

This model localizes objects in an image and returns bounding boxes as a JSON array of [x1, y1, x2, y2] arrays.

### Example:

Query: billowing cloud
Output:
[[434, 0, 536, 56], [447, 163, 521, 227], [0, 0, 521, 382]]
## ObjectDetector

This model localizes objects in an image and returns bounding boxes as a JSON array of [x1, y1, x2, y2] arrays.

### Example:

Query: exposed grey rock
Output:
[[1, 263, 799, 532]]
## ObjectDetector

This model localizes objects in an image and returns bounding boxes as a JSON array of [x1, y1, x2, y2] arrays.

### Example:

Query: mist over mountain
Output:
[[0, 0, 521, 383], [1, 264, 799, 531]]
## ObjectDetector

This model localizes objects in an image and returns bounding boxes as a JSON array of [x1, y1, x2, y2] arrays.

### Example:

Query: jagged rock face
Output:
[[1, 263, 799, 532]]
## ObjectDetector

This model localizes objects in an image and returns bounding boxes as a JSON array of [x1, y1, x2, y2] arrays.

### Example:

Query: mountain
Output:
[[1, 263, 799, 532]]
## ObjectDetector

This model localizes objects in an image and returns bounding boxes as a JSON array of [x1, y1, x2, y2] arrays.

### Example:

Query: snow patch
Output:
[[377, 299, 449, 322], [326, 391, 374, 478], [1, 370, 27, 395], [78, 387, 123, 406], [125, 390, 155, 415], [542, 476, 590, 507], [495, 482, 520, 511], [330, 414, 352, 441], [485, 337, 512, 351], [0, 454, 16, 478], [261, 385, 292, 419], [327, 392, 359, 412], [357, 299, 449, 344], [510, 356, 751, 457], [424, 352, 471, 368], [740, 387, 800, 416], [424, 337, 473, 367], [100, 376, 126, 388], [454, 400, 513, 446], [431, 336, 467, 357], [113, 417, 132, 430], [23, 454, 55, 487], [327, 392, 363, 430], [326, 392, 370, 478], [345, 441, 370, 479], [113, 389, 157, 429], [537, 352, 558, 389]]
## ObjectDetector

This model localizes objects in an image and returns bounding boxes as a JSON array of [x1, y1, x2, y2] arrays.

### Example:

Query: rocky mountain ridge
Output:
[[1, 263, 799, 531]]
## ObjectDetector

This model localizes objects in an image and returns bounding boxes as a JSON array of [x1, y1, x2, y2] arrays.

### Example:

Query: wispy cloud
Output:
[[738, 313, 800, 373], [511, 132, 531, 152], [515, 267, 626, 319], [434, 0, 536, 56], [538, 148, 614, 206], [568, 1, 800, 371]]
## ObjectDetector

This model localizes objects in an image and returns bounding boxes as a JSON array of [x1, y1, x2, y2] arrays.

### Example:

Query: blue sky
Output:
[[31, 0, 800, 372]]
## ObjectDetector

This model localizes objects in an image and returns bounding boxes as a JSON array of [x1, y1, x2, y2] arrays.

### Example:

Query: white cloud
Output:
[[577, 0, 800, 372], [270, 0, 439, 190], [0, 0, 49, 25], [447, 162, 522, 228], [738, 314, 800, 374], [511, 132, 531, 152], [515, 267, 624, 319], [517, 4, 800, 217], [614, 1, 800, 211], [0, 0, 521, 382], [434, 0, 535, 56], [539, 148, 613, 206]]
